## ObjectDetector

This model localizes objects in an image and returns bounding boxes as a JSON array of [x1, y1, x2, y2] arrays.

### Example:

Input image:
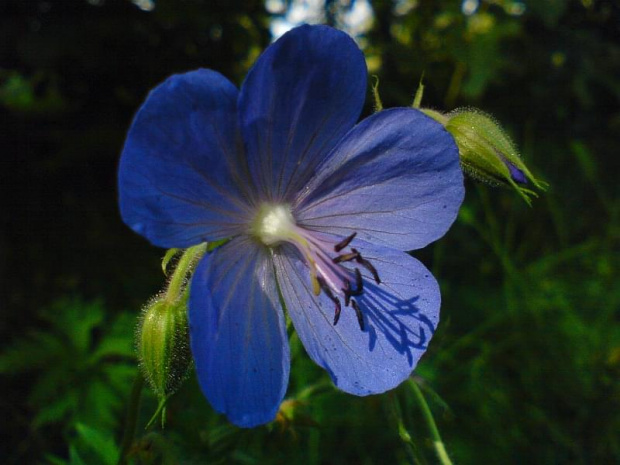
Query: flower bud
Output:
[[422, 107, 546, 203], [138, 291, 192, 399]]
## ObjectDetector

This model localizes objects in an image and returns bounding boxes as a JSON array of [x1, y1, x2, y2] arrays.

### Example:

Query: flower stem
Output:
[[408, 379, 453, 465], [384, 394, 425, 465], [117, 374, 144, 465], [164, 243, 207, 304]]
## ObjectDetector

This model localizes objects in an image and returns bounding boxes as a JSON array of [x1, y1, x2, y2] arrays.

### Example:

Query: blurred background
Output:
[[1, 0, 618, 463]]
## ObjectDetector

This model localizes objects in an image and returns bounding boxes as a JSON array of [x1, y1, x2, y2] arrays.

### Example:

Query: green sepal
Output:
[[411, 72, 425, 109], [161, 248, 180, 275], [371, 75, 383, 112], [137, 290, 192, 401], [145, 395, 170, 430], [420, 108, 449, 125]]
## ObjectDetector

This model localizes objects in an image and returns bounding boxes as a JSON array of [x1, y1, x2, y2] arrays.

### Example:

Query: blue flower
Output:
[[118, 25, 464, 427]]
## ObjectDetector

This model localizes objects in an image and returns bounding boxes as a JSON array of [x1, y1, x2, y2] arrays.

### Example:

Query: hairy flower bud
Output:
[[138, 292, 192, 399], [422, 107, 546, 204]]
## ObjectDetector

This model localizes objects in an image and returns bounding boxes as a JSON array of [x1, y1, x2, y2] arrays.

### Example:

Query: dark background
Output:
[[1, 0, 619, 463]]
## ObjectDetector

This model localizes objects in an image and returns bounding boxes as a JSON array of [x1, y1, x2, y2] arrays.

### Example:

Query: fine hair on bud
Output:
[[136, 291, 193, 399]]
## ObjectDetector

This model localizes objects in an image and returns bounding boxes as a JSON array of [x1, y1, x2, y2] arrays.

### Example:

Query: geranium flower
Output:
[[118, 25, 464, 427]]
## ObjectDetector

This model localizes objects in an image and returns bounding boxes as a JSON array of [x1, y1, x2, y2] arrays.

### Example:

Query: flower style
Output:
[[118, 25, 465, 427]]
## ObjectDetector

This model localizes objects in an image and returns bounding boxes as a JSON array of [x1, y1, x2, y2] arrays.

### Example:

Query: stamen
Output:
[[334, 232, 357, 252], [251, 206, 378, 333], [291, 235, 322, 295], [342, 280, 351, 307], [310, 276, 321, 296], [349, 268, 363, 296], [333, 300, 342, 326], [332, 251, 360, 264], [318, 277, 343, 326], [351, 249, 381, 284], [351, 299, 365, 331]]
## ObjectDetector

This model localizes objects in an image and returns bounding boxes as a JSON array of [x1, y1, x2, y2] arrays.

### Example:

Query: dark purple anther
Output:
[[333, 299, 342, 326], [334, 232, 357, 252], [343, 280, 351, 307], [351, 300, 364, 331], [319, 276, 343, 326], [333, 251, 361, 264], [352, 268, 363, 295], [351, 248, 381, 284]]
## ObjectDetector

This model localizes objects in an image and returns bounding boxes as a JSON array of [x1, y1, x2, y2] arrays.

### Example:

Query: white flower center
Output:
[[251, 204, 296, 246]]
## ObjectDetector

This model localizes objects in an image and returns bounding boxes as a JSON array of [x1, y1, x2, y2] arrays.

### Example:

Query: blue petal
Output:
[[273, 241, 440, 395], [295, 108, 465, 251], [239, 24, 367, 202], [119, 69, 253, 248], [189, 238, 290, 427]]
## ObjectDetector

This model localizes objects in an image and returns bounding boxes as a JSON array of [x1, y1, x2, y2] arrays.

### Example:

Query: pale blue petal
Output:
[[273, 241, 439, 395], [295, 108, 465, 251]]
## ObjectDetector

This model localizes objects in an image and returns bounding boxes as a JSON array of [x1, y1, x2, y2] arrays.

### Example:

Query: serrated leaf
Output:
[[75, 423, 119, 465], [81, 380, 123, 429], [0, 328, 72, 373], [68, 445, 88, 465], [89, 337, 135, 362], [3, 298, 136, 439], [33, 395, 75, 428]]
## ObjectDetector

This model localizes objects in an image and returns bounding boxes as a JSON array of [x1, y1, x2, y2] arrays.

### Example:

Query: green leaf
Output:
[[74, 423, 119, 465], [68, 445, 89, 465], [1, 297, 136, 437], [33, 395, 75, 428]]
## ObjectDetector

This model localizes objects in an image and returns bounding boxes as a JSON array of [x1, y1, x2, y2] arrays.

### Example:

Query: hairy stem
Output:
[[165, 243, 207, 303]]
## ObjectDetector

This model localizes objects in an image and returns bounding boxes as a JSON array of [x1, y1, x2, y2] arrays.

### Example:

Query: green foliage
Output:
[[47, 423, 120, 465], [0, 298, 135, 462], [430, 178, 620, 463], [0, 70, 67, 114], [367, 0, 525, 107]]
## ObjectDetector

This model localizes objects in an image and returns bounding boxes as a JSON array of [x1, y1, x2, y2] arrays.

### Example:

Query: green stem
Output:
[[408, 379, 453, 465], [117, 374, 144, 465], [444, 61, 466, 108], [165, 243, 207, 303], [385, 394, 425, 465]]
